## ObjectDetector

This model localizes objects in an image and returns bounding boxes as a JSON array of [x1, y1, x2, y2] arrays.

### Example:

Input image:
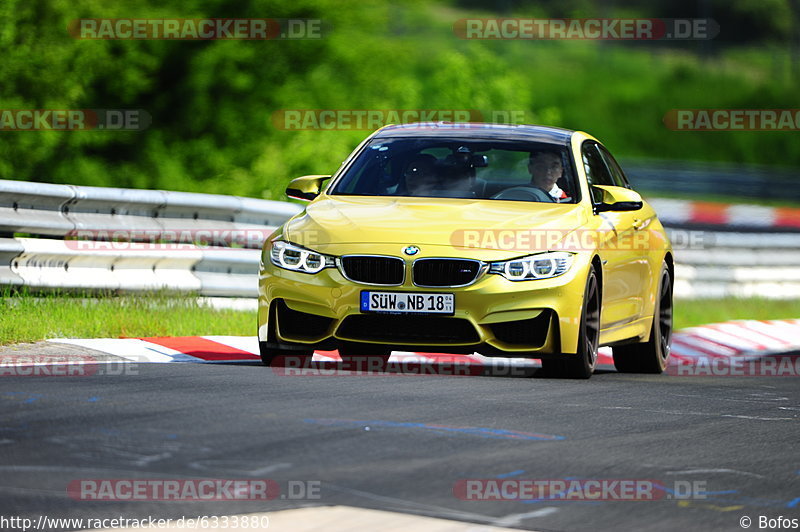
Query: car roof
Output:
[[373, 122, 575, 145]]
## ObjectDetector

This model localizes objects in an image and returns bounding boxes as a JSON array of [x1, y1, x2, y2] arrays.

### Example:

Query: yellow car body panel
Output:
[[258, 124, 672, 360]]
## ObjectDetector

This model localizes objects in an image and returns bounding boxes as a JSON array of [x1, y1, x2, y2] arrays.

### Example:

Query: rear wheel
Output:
[[259, 303, 314, 367], [613, 262, 672, 374], [541, 266, 600, 379]]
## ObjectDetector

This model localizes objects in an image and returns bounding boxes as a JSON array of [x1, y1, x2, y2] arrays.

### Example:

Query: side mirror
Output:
[[285, 175, 331, 201], [592, 185, 643, 212]]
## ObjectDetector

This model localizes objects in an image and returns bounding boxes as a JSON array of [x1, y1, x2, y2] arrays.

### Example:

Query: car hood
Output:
[[283, 196, 589, 257]]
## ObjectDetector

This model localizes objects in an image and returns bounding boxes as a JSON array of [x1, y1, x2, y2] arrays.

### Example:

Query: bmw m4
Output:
[[258, 122, 673, 379]]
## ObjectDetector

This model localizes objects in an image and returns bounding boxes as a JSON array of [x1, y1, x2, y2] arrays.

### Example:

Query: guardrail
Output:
[[2, 178, 799, 299], [0, 180, 301, 297], [668, 229, 800, 299], [624, 159, 800, 203]]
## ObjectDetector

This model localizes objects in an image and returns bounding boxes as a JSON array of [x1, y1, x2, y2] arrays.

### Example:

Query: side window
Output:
[[598, 145, 631, 189], [581, 141, 613, 203]]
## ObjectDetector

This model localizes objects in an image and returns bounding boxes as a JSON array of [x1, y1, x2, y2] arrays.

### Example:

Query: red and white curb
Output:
[[649, 198, 800, 229], [669, 319, 800, 360], [44, 319, 800, 370]]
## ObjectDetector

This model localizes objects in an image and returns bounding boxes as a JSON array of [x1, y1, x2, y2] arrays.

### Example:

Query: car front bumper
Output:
[[258, 249, 594, 357]]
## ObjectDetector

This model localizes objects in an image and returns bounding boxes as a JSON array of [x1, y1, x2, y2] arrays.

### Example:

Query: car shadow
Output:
[[220, 355, 621, 379]]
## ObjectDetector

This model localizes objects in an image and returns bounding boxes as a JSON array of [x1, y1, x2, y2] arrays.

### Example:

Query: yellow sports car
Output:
[[258, 123, 673, 378]]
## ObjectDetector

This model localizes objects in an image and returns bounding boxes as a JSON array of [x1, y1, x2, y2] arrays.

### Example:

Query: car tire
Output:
[[613, 261, 672, 374], [259, 303, 314, 367], [541, 266, 600, 379]]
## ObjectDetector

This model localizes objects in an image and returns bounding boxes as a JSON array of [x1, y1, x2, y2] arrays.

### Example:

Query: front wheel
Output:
[[541, 266, 600, 379], [259, 342, 314, 367], [613, 261, 672, 374], [259, 303, 314, 367]]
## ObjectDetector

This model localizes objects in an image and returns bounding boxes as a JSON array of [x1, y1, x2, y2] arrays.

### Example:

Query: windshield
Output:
[[330, 137, 578, 203]]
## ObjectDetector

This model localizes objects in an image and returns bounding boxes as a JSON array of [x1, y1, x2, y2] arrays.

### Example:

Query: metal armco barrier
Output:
[[0, 179, 301, 297], [1, 178, 799, 299], [0, 237, 24, 286], [667, 229, 800, 299], [624, 159, 800, 203], [1, 180, 299, 239]]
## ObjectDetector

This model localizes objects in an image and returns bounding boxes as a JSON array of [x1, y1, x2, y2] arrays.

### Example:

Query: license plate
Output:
[[360, 291, 454, 315]]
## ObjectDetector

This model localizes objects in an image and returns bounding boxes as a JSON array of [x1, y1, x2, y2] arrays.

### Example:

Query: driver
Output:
[[403, 154, 438, 196], [528, 152, 570, 202]]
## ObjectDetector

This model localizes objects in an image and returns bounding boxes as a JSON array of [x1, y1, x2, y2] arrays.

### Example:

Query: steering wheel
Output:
[[491, 186, 554, 202]]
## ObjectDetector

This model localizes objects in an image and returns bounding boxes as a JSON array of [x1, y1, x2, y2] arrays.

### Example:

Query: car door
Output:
[[597, 143, 656, 302], [581, 141, 648, 329]]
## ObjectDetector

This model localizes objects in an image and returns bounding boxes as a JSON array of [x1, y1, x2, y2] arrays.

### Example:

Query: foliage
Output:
[[0, 0, 798, 199]]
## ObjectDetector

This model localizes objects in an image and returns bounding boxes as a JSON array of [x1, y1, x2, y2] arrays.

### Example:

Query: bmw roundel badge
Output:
[[403, 246, 420, 256]]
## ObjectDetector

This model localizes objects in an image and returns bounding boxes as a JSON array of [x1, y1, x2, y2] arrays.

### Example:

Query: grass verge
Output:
[[673, 298, 800, 331], [2, 291, 799, 346], [0, 291, 252, 346]]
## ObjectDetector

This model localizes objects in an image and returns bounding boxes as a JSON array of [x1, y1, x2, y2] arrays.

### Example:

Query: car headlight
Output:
[[488, 252, 574, 281], [269, 240, 335, 274]]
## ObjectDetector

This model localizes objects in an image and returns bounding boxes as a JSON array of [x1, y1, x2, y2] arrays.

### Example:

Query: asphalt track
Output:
[[1, 341, 799, 532]]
